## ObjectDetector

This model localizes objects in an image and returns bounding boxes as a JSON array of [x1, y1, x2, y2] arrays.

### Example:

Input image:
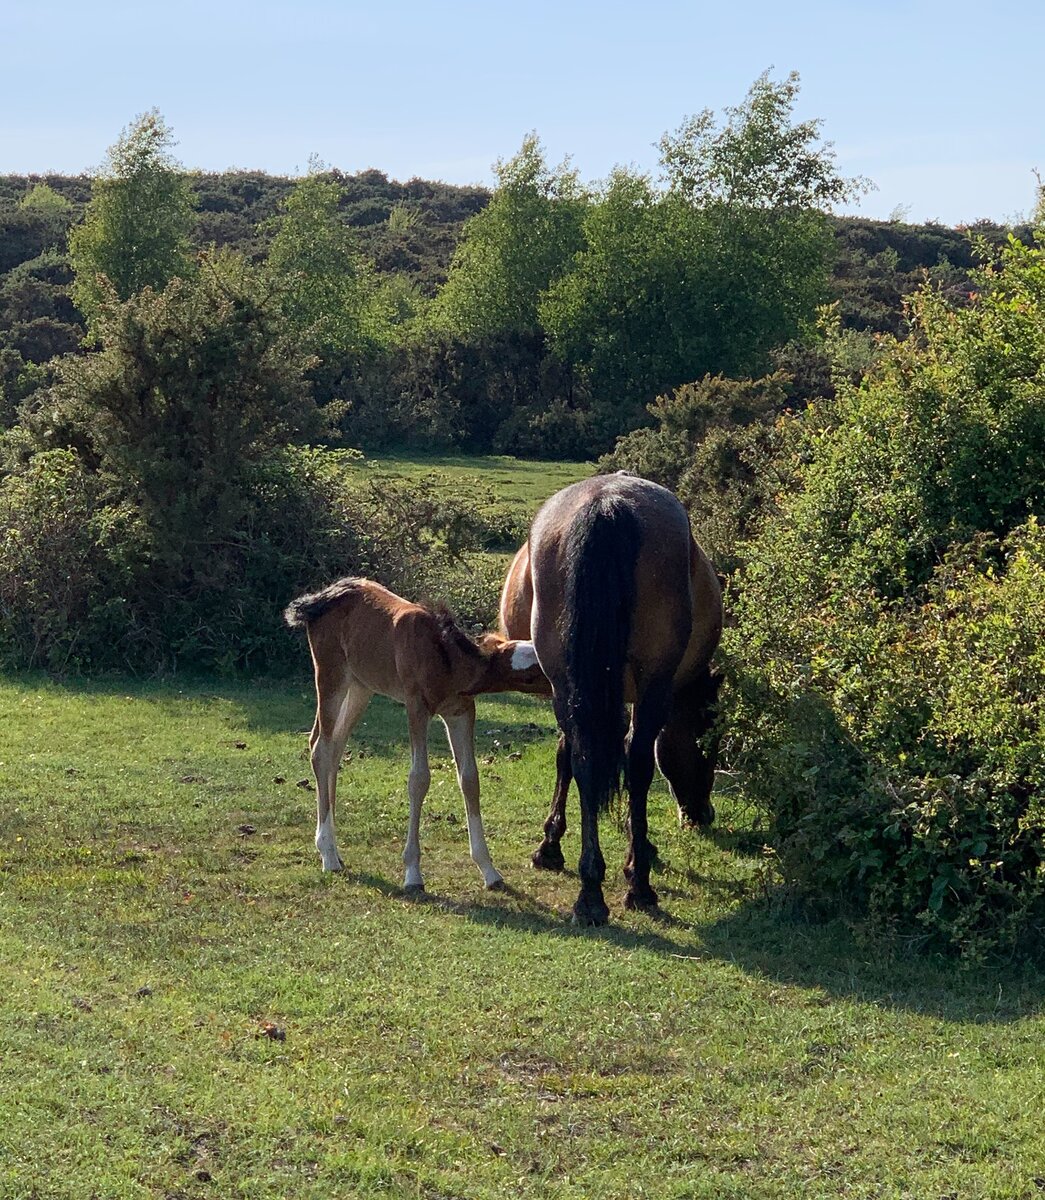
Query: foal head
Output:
[[473, 632, 549, 696]]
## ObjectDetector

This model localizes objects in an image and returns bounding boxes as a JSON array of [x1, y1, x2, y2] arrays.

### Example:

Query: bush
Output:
[[723, 234, 1045, 957], [0, 256, 510, 672], [603, 373, 791, 572], [0, 445, 507, 673], [0, 450, 147, 671]]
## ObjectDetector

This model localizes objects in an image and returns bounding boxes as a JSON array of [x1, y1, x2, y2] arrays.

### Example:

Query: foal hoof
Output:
[[531, 842, 566, 872], [572, 894, 611, 927], [623, 887, 659, 913]]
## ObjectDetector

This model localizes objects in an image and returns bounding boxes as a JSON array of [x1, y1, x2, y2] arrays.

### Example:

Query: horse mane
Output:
[[428, 603, 485, 666]]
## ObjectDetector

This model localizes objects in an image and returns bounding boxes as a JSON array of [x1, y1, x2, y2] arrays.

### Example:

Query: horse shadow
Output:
[[342, 864, 1045, 1024]]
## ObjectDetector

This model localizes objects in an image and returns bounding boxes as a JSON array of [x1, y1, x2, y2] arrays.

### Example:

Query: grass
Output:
[[358, 451, 594, 512], [3, 673, 1045, 1200]]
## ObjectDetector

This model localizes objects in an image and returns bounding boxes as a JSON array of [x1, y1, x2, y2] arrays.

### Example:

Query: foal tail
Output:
[[284, 576, 364, 629], [560, 496, 642, 814]]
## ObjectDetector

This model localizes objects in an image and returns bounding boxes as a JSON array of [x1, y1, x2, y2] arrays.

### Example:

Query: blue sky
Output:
[[3, 0, 1042, 226]]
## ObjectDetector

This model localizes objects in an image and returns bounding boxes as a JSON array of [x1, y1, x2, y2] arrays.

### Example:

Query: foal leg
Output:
[[402, 701, 432, 892], [442, 701, 504, 890], [310, 671, 371, 872], [531, 732, 571, 872]]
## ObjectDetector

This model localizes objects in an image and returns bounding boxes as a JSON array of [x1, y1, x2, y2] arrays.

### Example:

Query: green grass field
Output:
[[359, 452, 594, 512], [4, 454, 1045, 1199], [3, 674, 1045, 1200]]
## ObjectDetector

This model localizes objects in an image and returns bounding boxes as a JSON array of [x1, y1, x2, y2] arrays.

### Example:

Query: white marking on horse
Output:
[[511, 641, 539, 672]]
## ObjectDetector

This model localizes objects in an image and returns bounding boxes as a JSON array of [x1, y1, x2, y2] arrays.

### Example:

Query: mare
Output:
[[285, 577, 546, 892], [499, 474, 722, 925]]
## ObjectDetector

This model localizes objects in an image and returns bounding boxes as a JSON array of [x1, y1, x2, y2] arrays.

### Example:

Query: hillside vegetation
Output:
[[2, 72, 1045, 957]]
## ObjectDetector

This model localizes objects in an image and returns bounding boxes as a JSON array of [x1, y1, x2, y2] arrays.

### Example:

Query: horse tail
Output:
[[283, 577, 364, 629], [560, 496, 642, 814]]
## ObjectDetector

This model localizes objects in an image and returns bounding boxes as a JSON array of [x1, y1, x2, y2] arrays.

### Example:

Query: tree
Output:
[[657, 70, 858, 209], [49, 250, 327, 565], [69, 110, 195, 331], [428, 135, 588, 337], [541, 73, 861, 434], [265, 164, 384, 354]]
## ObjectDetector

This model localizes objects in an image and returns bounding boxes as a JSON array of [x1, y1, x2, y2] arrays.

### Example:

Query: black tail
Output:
[[560, 497, 642, 813], [283, 577, 364, 628]]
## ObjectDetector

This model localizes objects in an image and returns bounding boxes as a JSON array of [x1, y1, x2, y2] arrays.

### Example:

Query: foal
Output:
[[285, 577, 545, 891]]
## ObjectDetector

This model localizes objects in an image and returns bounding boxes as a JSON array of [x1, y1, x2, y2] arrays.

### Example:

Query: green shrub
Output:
[[0, 255, 509, 673], [724, 234, 1045, 957], [0, 450, 147, 671], [603, 373, 790, 572]]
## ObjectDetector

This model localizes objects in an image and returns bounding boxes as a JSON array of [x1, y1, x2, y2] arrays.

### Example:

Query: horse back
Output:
[[518, 474, 719, 694]]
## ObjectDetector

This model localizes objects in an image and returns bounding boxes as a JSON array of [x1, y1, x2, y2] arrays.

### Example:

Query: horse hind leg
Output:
[[310, 669, 371, 872], [442, 702, 504, 890], [531, 732, 570, 872], [402, 701, 433, 892], [623, 680, 673, 912]]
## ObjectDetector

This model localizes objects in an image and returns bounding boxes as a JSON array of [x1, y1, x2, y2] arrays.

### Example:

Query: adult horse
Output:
[[500, 473, 722, 925]]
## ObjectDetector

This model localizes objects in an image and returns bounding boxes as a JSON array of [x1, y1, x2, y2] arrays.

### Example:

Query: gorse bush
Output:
[[0, 449, 147, 671], [723, 234, 1045, 957], [0, 257, 503, 672], [603, 373, 791, 573]]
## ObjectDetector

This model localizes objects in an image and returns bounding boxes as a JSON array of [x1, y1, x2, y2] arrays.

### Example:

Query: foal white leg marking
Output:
[[443, 709, 503, 889], [403, 708, 431, 892], [312, 736, 344, 872]]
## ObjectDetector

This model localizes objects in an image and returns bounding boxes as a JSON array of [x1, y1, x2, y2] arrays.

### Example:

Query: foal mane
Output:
[[428, 603, 485, 667]]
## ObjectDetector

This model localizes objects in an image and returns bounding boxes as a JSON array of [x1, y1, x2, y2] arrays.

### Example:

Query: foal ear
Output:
[[510, 641, 540, 672]]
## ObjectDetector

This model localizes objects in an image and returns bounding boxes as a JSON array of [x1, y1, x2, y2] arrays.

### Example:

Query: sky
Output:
[[2, 0, 1042, 227]]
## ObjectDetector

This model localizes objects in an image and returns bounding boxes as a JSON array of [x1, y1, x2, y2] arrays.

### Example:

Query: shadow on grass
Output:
[[344, 862, 1045, 1024], [9, 672, 556, 756], [698, 895, 1045, 1024]]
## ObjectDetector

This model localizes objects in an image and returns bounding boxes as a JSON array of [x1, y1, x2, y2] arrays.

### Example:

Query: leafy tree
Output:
[[657, 70, 857, 209], [69, 110, 195, 330], [18, 183, 74, 244], [47, 250, 328, 565], [265, 165, 385, 354], [429, 135, 587, 337], [542, 72, 861, 431]]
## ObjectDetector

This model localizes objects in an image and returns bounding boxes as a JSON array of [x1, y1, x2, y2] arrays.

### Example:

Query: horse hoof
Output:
[[623, 888, 659, 913], [531, 843, 565, 872], [572, 895, 610, 926]]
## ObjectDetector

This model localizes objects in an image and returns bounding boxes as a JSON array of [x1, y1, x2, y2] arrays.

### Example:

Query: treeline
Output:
[[2, 73, 1032, 457]]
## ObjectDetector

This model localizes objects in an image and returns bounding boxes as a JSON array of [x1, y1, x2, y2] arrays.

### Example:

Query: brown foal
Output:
[[285, 577, 545, 891]]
